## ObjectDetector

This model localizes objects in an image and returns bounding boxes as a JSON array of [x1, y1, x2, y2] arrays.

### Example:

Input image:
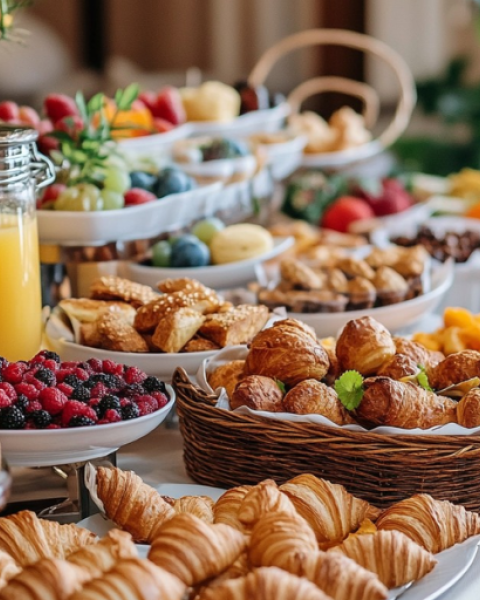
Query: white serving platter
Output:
[[285, 259, 454, 337], [37, 182, 222, 246], [125, 236, 294, 290], [0, 386, 174, 468]]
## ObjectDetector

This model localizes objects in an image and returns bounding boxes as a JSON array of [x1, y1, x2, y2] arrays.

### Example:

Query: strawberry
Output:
[[38, 183, 66, 209], [124, 188, 157, 206], [54, 115, 84, 139], [151, 87, 186, 125], [43, 94, 78, 123], [138, 91, 156, 112], [321, 196, 375, 233], [0, 101, 19, 122], [153, 118, 175, 133], [37, 134, 59, 157], [18, 106, 40, 128]]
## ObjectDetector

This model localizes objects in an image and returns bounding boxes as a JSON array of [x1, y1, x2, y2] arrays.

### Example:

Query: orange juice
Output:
[[0, 212, 42, 361]]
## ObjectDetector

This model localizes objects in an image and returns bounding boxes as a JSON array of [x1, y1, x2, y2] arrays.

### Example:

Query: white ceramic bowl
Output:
[[0, 385, 175, 468], [261, 134, 308, 181], [118, 123, 193, 157], [125, 236, 294, 290], [372, 215, 480, 313], [37, 182, 222, 246], [287, 260, 454, 337], [176, 155, 258, 184]]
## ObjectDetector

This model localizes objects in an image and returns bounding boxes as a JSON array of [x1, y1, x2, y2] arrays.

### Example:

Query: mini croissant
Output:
[[197, 566, 334, 600], [279, 475, 377, 546], [330, 530, 437, 587], [148, 513, 247, 586], [238, 480, 297, 526], [376, 493, 480, 553], [69, 558, 186, 600], [96, 466, 175, 543], [213, 486, 253, 532], [173, 495, 214, 523]]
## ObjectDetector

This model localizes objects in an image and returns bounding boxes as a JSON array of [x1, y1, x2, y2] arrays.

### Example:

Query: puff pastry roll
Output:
[[283, 380, 354, 425], [238, 480, 297, 526], [213, 486, 252, 532], [0, 558, 90, 600], [279, 474, 377, 546], [330, 530, 437, 587], [96, 466, 175, 543], [376, 493, 480, 553], [66, 529, 137, 578], [457, 388, 480, 428], [428, 350, 480, 390], [69, 558, 186, 600], [148, 513, 247, 586], [173, 495, 214, 523], [0, 552, 20, 590], [197, 566, 333, 600]]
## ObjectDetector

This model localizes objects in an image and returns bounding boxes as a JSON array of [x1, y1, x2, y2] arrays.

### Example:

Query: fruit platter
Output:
[[125, 220, 294, 289]]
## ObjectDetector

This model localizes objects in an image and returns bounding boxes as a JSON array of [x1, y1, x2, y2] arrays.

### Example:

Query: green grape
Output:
[[104, 165, 131, 194], [101, 189, 125, 210], [54, 184, 103, 211], [152, 241, 172, 267], [192, 218, 225, 245]]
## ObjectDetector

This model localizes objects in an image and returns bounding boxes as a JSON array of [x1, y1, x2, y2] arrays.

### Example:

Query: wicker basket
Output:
[[174, 367, 480, 511]]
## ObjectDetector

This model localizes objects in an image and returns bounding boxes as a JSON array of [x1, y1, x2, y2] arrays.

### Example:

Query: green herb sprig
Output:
[[334, 370, 365, 411], [416, 364, 433, 392]]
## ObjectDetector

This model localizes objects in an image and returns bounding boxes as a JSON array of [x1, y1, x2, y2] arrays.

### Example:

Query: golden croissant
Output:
[[197, 566, 334, 600], [0, 551, 20, 590], [96, 466, 175, 543], [279, 474, 376, 546], [248, 511, 317, 571], [238, 480, 297, 526], [330, 530, 437, 587], [173, 495, 214, 523], [213, 486, 252, 532], [0, 511, 96, 567], [0, 558, 90, 600], [376, 493, 480, 553], [148, 513, 247, 586], [69, 558, 186, 600], [66, 529, 138, 578]]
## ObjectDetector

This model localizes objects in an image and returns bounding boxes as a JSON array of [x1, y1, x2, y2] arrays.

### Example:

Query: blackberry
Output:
[[104, 374, 124, 390], [38, 350, 61, 363], [0, 406, 25, 429], [15, 394, 29, 411], [122, 383, 145, 398], [70, 387, 91, 403], [63, 375, 83, 388], [122, 403, 140, 420], [143, 376, 167, 394], [31, 410, 52, 428], [83, 377, 97, 389], [98, 395, 121, 416], [34, 367, 55, 386], [68, 415, 95, 427]]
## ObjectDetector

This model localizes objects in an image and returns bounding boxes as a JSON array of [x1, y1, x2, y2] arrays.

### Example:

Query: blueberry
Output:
[[154, 167, 196, 198], [129, 171, 158, 192], [171, 238, 210, 268]]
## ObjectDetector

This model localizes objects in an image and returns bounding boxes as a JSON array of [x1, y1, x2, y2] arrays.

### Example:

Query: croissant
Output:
[[173, 495, 214, 523], [376, 354, 419, 380], [213, 486, 252, 532], [0, 558, 90, 600], [197, 566, 334, 600], [0, 511, 96, 567], [0, 552, 20, 590], [199, 552, 250, 592], [330, 530, 437, 587], [248, 511, 318, 571], [429, 350, 480, 390], [244, 322, 330, 387], [66, 529, 137, 578], [457, 388, 480, 428], [358, 377, 457, 429], [393, 337, 444, 371], [283, 380, 354, 425], [148, 513, 247, 586], [279, 474, 376, 546], [238, 480, 297, 526], [69, 558, 186, 600], [376, 493, 480, 553], [96, 466, 175, 543]]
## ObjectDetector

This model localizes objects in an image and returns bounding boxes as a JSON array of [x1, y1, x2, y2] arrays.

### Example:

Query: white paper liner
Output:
[[84, 462, 106, 514], [197, 346, 480, 437]]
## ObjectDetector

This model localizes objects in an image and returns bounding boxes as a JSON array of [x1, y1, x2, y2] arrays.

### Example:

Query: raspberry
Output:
[[1, 363, 25, 384], [68, 415, 95, 427], [135, 394, 158, 410], [31, 410, 52, 428], [102, 360, 123, 376], [57, 383, 73, 397], [39, 388, 67, 415], [15, 394, 29, 411], [71, 387, 90, 403], [124, 366, 146, 385], [0, 382, 16, 400], [122, 403, 140, 420], [87, 358, 103, 372], [14, 383, 39, 401], [46, 424, 61, 429], [136, 401, 155, 417], [0, 406, 25, 429], [0, 391, 12, 409], [34, 367, 56, 386], [143, 376, 167, 394], [62, 361, 80, 369], [151, 391, 169, 409], [24, 422, 37, 430], [43, 359, 59, 372], [25, 400, 42, 413], [103, 409, 122, 423], [30, 379, 47, 392], [61, 400, 97, 427], [120, 398, 132, 407], [33, 350, 61, 364], [73, 368, 89, 381], [90, 383, 108, 398]]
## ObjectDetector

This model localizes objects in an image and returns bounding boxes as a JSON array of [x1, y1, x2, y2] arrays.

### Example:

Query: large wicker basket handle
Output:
[[248, 29, 416, 149], [287, 76, 380, 129]]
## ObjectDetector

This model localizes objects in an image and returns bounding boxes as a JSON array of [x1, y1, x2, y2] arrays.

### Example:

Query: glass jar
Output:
[[0, 126, 54, 361]]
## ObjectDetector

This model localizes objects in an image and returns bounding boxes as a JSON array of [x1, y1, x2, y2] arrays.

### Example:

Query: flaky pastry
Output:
[[231, 375, 284, 412], [283, 379, 354, 425]]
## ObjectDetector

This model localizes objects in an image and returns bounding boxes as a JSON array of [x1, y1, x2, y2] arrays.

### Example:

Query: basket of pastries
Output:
[[173, 315, 480, 511]]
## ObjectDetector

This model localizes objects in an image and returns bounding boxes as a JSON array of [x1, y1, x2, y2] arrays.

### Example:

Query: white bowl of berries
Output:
[[0, 352, 174, 467]]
